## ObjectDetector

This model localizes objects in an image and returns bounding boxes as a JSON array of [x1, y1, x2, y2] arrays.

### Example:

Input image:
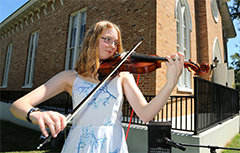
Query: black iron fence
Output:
[[0, 90, 72, 114], [122, 77, 239, 134], [0, 77, 239, 135], [122, 95, 195, 132], [194, 77, 239, 134]]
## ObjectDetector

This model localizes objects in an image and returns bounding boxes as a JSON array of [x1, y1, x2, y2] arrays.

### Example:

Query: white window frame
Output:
[[1, 43, 13, 88], [22, 31, 39, 88], [65, 7, 87, 70], [175, 0, 193, 92]]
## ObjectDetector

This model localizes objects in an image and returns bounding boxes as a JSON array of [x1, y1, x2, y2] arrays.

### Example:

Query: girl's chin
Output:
[[100, 55, 113, 60]]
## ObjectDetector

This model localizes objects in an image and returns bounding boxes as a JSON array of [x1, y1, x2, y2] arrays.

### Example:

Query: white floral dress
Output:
[[61, 70, 128, 153]]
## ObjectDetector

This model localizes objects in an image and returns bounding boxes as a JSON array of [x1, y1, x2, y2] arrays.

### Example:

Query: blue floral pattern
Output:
[[77, 81, 116, 109], [104, 117, 115, 126], [77, 125, 107, 153], [110, 148, 121, 153], [77, 81, 95, 95]]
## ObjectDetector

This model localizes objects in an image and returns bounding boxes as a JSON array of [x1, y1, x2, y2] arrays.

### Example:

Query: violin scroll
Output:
[[184, 59, 209, 75]]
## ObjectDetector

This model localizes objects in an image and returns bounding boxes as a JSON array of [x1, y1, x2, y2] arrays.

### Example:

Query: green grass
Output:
[[222, 133, 240, 153], [0, 120, 62, 153]]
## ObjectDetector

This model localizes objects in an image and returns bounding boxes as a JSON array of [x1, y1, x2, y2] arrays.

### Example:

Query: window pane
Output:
[[2, 44, 12, 86], [79, 11, 87, 45], [24, 32, 39, 87], [177, 10, 180, 46], [70, 16, 77, 47], [35, 32, 39, 48]]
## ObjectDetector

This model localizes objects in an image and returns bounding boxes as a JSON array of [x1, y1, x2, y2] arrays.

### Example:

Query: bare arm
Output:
[[10, 70, 75, 137], [121, 52, 184, 123]]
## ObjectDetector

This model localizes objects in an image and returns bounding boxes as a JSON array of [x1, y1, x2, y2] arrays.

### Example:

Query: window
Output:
[[1, 44, 12, 88], [212, 37, 222, 64], [175, 0, 192, 92], [211, 0, 219, 23], [65, 7, 87, 70], [23, 31, 39, 88]]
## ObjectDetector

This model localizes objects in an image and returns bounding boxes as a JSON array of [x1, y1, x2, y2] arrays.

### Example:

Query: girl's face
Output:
[[98, 28, 119, 60]]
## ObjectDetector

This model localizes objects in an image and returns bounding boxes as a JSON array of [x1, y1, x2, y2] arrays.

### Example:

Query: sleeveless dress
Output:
[[61, 70, 128, 153]]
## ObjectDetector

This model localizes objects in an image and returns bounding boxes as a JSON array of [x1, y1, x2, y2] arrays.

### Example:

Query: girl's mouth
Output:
[[106, 50, 112, 54]]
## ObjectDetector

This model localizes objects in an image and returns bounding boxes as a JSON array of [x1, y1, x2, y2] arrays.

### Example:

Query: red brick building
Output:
[[0, 0, 236, 96]]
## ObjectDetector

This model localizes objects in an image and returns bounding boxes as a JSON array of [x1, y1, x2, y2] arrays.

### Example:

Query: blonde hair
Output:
[[74, 21, 123, 79]]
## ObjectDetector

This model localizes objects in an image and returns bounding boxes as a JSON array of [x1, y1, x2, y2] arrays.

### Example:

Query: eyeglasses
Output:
[[101, 37, 119, 47]]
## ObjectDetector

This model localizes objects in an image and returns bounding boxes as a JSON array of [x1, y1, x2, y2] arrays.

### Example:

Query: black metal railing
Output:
[[122, 95, 195, 132], [0, 90, 72, 114], [194, 77, 239, 134], [38, 92, 72, 114], [0, 90, 30, 103], [0, 77, 239, 135]]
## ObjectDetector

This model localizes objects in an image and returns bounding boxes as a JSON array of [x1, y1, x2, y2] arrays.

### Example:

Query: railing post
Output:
[[65, 93, 69, 114], [237, 90, 240, 111], [220, 87, 223, 123], [230, 90, 233, 116], [194, 77, 198, 135], [7, 91, 9, 103]]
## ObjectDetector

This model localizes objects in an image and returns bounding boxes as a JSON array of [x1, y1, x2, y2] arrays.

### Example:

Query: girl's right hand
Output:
[[30, 111, 67, 138]]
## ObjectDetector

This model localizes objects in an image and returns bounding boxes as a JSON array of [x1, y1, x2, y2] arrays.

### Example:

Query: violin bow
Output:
[[37, 38, 144, 149]]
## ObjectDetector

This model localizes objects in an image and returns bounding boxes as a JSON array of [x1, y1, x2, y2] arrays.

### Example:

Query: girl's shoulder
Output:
[[48, 70, 77, 90], [54, 70, 76, 80]]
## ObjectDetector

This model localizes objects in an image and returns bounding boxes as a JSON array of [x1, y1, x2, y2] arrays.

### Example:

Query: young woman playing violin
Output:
[[10, 20, 184, 153]]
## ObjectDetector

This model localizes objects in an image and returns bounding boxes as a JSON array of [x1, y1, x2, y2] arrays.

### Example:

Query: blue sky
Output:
[[0, 0, 29, 23], [0, 0, 239, 66], [226, 0, 240, 67]]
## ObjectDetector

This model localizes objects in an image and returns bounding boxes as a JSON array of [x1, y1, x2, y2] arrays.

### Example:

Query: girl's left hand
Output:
[[165, 52, 185, 87]]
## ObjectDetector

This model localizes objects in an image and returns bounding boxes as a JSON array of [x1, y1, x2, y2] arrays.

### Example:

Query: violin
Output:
[[98, 53, 209, 81]]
